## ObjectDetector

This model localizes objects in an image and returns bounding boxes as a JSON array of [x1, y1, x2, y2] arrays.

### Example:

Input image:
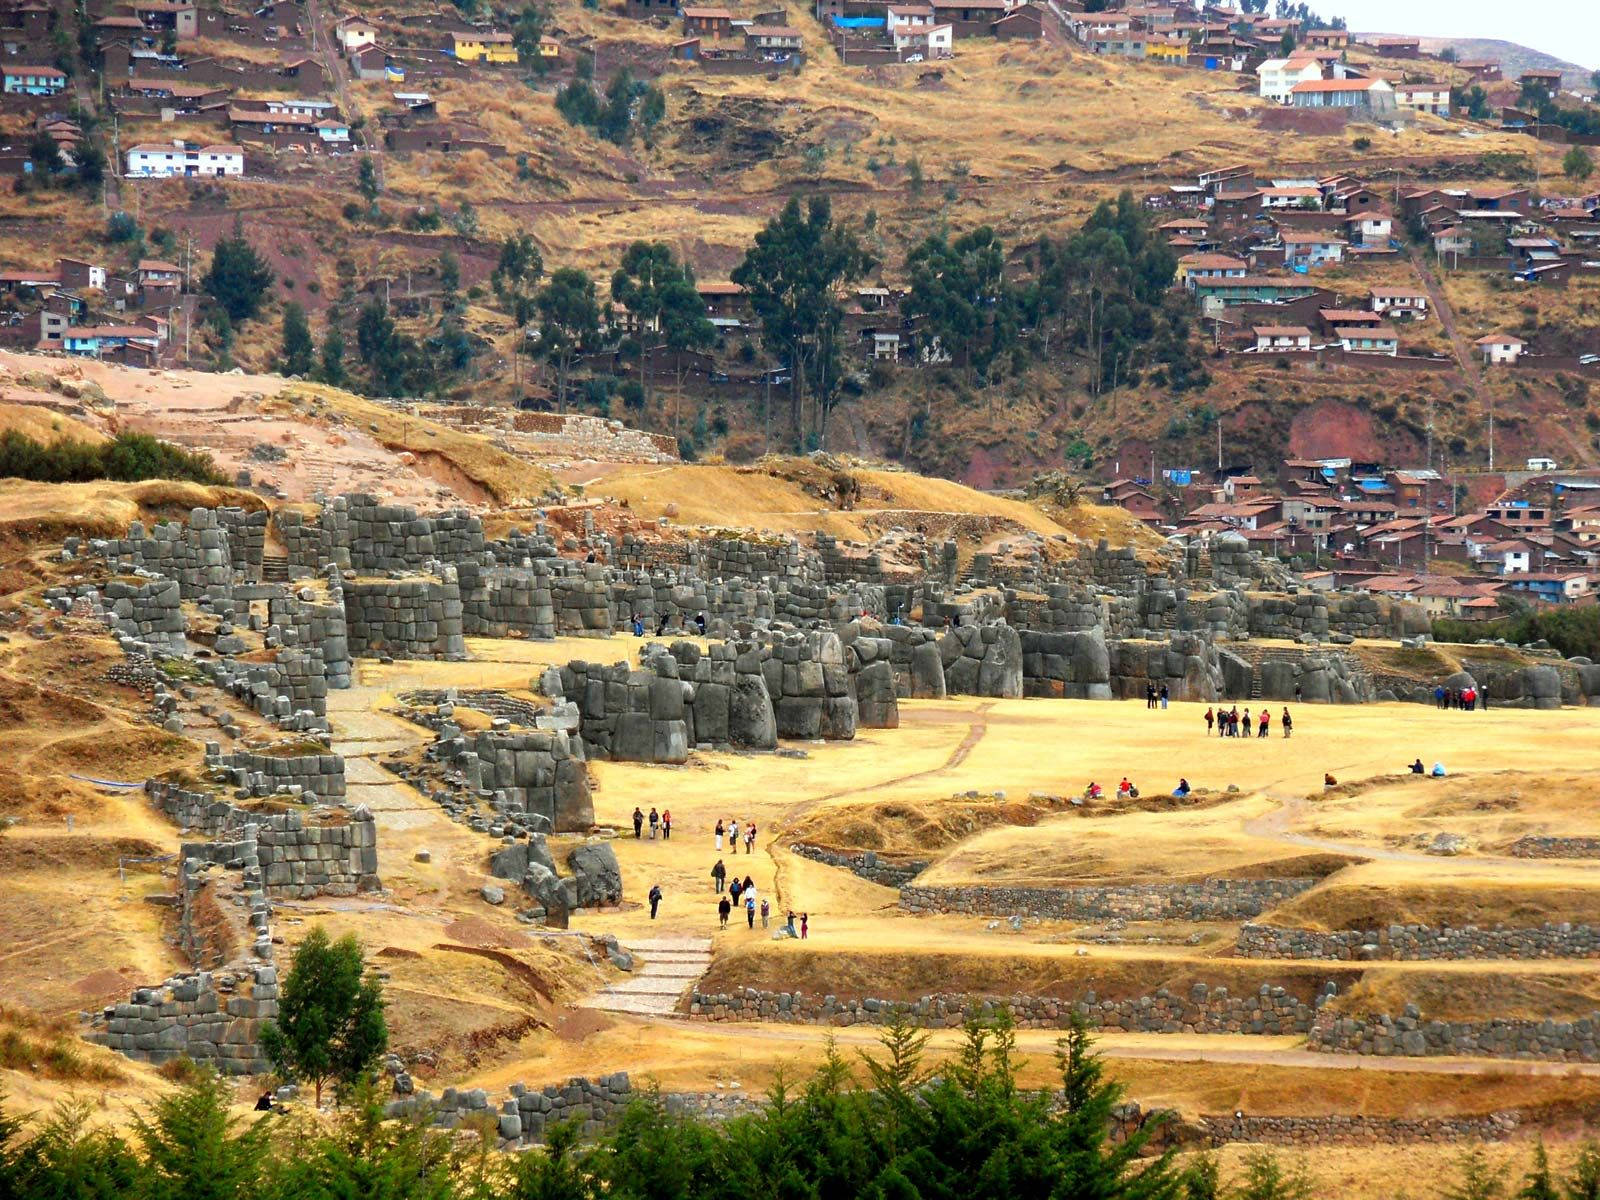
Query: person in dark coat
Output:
[[718, 896, 731, 928], [632, 807, 644, 838], [648, 884, 662, 919], [711, 859, 727, 893]]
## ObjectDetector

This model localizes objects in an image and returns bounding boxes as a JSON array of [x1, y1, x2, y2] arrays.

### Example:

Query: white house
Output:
[[336, 16, 377, 53], [1256, 56, 1322, 103], [1394, 82, 1450, 117], [1281, 230, 1347, 267], [872, 331, 901, 361], [1369, 286, 1428, 319], [1476, 333, 1525, 365], [1253, 325, 1313, 351], [1258, 186, 1321, 210], [1338, 325, 1399, 356], [1290, 77, 1396, 113], [893, 20, 951, 57], [125, 141, 245, 178], [1343, 211, 1392, 245], [885, 4, 933, 33]]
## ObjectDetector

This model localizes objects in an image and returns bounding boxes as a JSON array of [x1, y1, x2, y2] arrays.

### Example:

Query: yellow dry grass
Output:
[[0, 478, 264, 546], [0, 402, 107, 445]]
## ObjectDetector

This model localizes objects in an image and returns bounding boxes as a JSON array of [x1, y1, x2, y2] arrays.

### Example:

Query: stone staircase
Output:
[[581, 936, 711, 1018], [1221, 642, 1376, 702], [260, 554, 290, 583]]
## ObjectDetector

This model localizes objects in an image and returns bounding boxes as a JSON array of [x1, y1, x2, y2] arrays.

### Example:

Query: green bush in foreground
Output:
[[0, 429, 227, 485]]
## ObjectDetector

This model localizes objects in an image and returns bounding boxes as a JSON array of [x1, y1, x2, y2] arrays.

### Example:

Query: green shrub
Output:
[[0, 430, 227, 485]]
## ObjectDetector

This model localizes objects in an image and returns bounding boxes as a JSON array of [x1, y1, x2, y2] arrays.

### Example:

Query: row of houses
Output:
[[0, 254, 186, 365], [1102, 461, 1600, 610]]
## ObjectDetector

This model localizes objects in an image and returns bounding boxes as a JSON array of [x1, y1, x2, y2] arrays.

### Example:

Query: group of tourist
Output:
[[632, 807, 672, 839], [715, 818, 757, 854], [1203, 706, 1292, 739], [1433, 684, 1485, 710], [631, 611, 710, 638], [1145, 684, 1169, 710]]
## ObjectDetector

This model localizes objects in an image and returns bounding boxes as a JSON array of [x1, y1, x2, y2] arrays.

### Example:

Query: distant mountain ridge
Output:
[[1356, 34, 1591, 89]]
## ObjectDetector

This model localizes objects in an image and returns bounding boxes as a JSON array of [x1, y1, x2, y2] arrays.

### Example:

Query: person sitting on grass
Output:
[[1083, 781, 1103, 800], [1431, 762, 1448, 778], [1173, 778, 1191, 798], [1409, 758, 1425, 774]]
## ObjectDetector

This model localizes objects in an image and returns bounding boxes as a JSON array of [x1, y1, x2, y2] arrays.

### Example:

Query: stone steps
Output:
[[581, 935, 711, 1019]]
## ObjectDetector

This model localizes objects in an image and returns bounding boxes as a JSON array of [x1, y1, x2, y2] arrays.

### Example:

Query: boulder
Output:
[[566, 843, 622, 908], [854, 660, 899, 729], [729, 673, 777, 748]]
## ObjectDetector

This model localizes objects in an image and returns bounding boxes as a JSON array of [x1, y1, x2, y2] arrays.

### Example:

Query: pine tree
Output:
[[203, 219, 274, 323], [5, 1096, 144, 1200], [1568, 1141, 1600, 1200], [318, 325, 346, 387], [1520, 1141, 1560, 1200], [1444, 1146, 1509, 1200], [260, 927, 387, 1106], [136, 1073, 269, 1200], [280, 302, 314, 376]]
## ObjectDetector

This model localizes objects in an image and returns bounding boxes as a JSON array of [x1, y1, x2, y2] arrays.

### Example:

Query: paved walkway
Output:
[[581, 936, 712, 1017]]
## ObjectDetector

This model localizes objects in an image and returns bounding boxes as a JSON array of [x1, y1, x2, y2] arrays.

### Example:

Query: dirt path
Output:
[[1408, 245, 1484, 412]]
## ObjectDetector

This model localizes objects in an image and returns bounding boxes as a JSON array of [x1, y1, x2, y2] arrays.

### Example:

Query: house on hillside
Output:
[[682, 6, 733, 36], [2, 66, 66, 95], [1256, 56, 1322, 103], [1372, 36, 1418, 58], [745, 24, 804, 51], [1506, 572, 1591, 604], [1518, 68, 1562, 99], [336, 15, 377, 52], [138, 259, 182, 288], [1253, 325, 1312, 351], [1302, 27, 1348, 48], [1280, 230, 1346, 267], [1343, 211, 1392, 246], [1337, 325, 1398, 356], [1394, 81, 1450, 117], [125, 141, 244, 177], [452, 30, 517, 62], [1476, 333, 1526, 365], [1457, 60, 1501, 82], [1176, 252, 1247, 288], [1087, 29, 1148, 57], [1368, 286, 1428, 319], [1290, 77, 1396, 114]]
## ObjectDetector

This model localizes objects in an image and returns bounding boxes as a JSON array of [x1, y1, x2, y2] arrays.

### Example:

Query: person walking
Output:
[[1434, 684, 1446, 710], [711, 858, 726, 893], [746, 894, 756, 929], [648, 884, 662, 920], [632, 807, 644, 838], [1258, 708, 1269, 740], [661, 809, 672, 840], [730, 877, 743, 906], [800, 913, 809, 940], [785, 910, 797, 937], [745, 823, 756, 854], [718, 896, 731, 929], [715, 819, 724, 851], [648, 807, 660, 839], [741, 874, 754, 895], [729, 819, 740, 854], [1281, 707, 1292, 738], [1204, 706, 1214, 736], [760, 898, 770, 929], [1241, 707, 1253, 738], [1294, 682, 1303, 703], [1159, 683, 1169, 710]]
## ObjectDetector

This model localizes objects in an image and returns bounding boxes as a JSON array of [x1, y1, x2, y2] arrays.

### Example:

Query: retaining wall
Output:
[[899, 879, 1318, 921]]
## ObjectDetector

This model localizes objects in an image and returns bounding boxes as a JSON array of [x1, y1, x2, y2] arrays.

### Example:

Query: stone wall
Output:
[[214, 507, 269, 581], [74, 507, 238, 598], [899, 878, 1317, 922], [1020, 629, 1113, 699], [1508, 836, 1600, 859], [1309, 1004, 1600, 1061], [1198, 1111, 1519, 1147], [344, 575, 466, 660], [644, 641, 779, 750], [388, 1074, 637, 1145], [1246, 593, 1330, 641], [101, 577, 188, 653], [1107, 633, 1222, 701], [750, 629, 856, 740], [938, 622, 1023, 698], [86, 962, 278, 1075], [446, 729, 594, 832], [788, 843, 928, 887], [686, 981, 1321, 1035], [457, 561, 557, 639], [268, 588, 352, 687], [1236, 921, 1600, 961], [208, 748, 347, 800]]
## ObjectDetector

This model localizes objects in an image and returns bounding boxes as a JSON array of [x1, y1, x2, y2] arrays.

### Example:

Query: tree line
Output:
[[0, 430, 226, 486]]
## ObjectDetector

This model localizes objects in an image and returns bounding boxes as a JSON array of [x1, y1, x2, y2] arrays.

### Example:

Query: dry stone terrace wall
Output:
[[268, 588, 352, 688], [208, 748, 347, 800], [787, 843, 928, 887], [100, 577, 188, 653], [938, 622, 1023, 698], [1237, 922, 1600, 961], [1309, 1005, 1600, 1062], [687, 981, 1325, 1035], [899, 879, 1318, 921], [1509, 836, 1600, 858], [66, 507, 243, 598], [456, 561, 557, 639], [1199, 1112, 1520, 1147], [1107, 633, 1223, 701]]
